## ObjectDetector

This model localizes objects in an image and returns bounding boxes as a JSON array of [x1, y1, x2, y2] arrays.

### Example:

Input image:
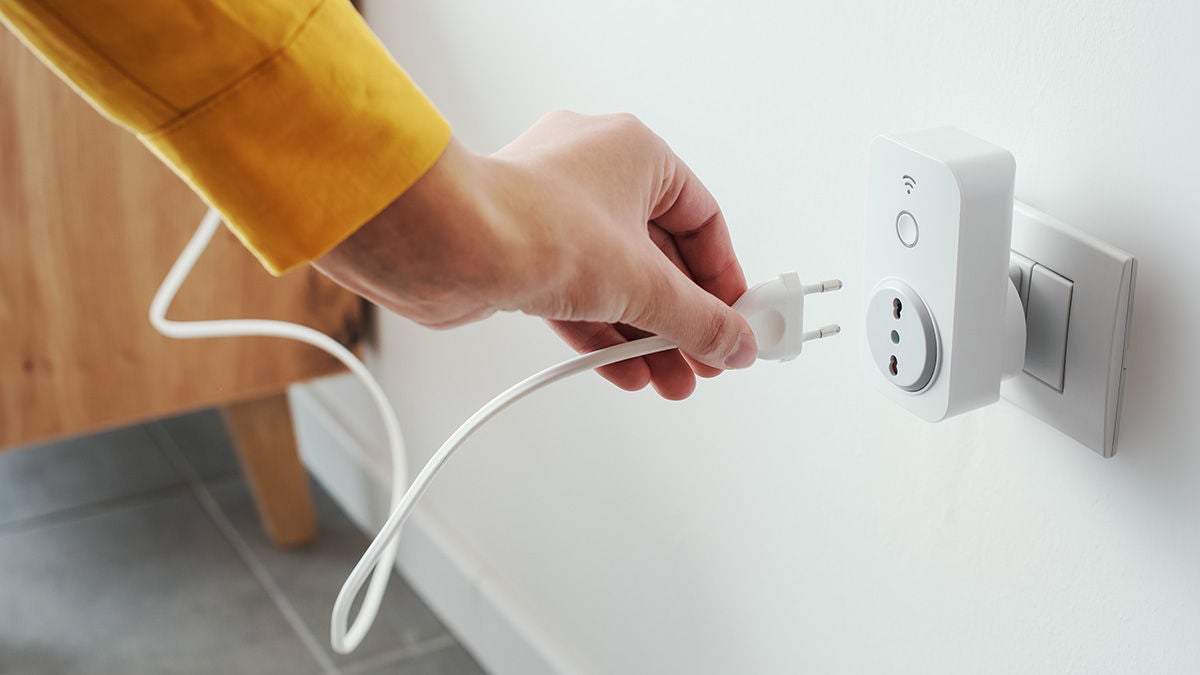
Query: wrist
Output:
[[317, 137, 519, 310]]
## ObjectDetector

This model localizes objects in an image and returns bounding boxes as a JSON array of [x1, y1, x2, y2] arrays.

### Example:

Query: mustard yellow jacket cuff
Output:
[[0, 0, 451, 274]]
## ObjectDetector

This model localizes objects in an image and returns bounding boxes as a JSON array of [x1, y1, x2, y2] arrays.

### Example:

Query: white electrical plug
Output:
[[733, 272, 842, 361]]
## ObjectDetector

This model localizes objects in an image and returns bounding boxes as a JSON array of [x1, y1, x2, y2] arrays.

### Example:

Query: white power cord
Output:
[[151, 208, 841, 655], [150, 208, 406, 653]]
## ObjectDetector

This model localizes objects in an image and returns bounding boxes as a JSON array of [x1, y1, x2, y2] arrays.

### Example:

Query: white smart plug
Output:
[[862, 127, 1027, 422]]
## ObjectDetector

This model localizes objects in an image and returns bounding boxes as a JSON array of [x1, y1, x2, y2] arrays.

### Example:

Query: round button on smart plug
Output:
[[896, 211, 919, 248]]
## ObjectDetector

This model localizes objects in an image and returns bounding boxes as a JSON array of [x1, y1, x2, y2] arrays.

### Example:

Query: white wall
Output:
[[307, 1, 1200, 673]]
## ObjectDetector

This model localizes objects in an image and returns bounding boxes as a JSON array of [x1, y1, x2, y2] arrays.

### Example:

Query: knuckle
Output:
[[607, 112, 646, 135], [539, 109, 578, 127], [612, 366, 652, 392], [614, 111, 641, 125]]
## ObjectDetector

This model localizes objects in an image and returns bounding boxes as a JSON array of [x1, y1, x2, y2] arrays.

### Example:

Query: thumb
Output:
[[625, 256, 757, 370]]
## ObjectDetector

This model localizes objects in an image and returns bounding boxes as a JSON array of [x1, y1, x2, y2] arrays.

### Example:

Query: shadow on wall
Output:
[[1093, 195, 1198, 579]]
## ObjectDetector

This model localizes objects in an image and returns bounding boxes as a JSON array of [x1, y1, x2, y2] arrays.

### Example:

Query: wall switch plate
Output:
[[1001, 202, 1137, 457]]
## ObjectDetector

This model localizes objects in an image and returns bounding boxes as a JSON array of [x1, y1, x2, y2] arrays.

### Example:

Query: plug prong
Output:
[[803, 324, 841, 342], [801, 279, 844, 295]]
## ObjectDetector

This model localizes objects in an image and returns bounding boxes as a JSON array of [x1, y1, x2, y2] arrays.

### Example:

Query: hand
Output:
[[315, 111, 756, 400]]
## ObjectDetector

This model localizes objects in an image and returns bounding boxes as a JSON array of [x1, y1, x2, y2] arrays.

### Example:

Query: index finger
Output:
[[649, 154, 748, 307]]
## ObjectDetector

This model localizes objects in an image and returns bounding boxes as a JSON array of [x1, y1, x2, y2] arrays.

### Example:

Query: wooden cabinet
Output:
[[1, 27, 365, 546]]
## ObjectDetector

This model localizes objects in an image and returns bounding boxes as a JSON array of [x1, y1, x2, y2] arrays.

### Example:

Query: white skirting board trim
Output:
[[287, 383, 582, 675]]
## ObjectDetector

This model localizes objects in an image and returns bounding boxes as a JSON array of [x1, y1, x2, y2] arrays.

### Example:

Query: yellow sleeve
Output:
[[0, 0, 451, 274]]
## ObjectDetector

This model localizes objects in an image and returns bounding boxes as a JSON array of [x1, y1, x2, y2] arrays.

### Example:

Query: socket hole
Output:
[[893, 298, 903, 319], [888, 355, 898, 376], [890, 330, 900, 344]]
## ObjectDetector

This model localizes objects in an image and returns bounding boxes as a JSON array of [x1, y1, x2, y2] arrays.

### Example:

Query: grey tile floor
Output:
[[0, 409, 488, 675]]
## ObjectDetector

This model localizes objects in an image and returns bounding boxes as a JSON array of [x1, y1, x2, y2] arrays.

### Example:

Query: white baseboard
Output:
[[288, 383, 581, 675]]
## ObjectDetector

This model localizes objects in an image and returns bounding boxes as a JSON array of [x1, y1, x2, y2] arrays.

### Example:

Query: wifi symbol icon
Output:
[[902, 175, 917, 194]]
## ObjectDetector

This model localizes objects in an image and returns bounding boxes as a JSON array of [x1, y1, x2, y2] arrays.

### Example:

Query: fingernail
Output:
[[723, 333, 757, 369]]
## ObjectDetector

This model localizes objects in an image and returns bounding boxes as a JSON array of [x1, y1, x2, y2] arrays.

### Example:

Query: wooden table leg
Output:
[[222, 392, 317, 548]]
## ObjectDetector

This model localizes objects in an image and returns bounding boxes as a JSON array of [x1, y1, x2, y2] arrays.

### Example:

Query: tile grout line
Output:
[[339, 633, 457, 675], [0, 481, 199, 539], [145, 423, 343, 675]]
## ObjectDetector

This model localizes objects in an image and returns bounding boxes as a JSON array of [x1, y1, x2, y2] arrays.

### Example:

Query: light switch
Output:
[[1023, 264, 1073, 391], [1009, 252, 1035, 308]]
